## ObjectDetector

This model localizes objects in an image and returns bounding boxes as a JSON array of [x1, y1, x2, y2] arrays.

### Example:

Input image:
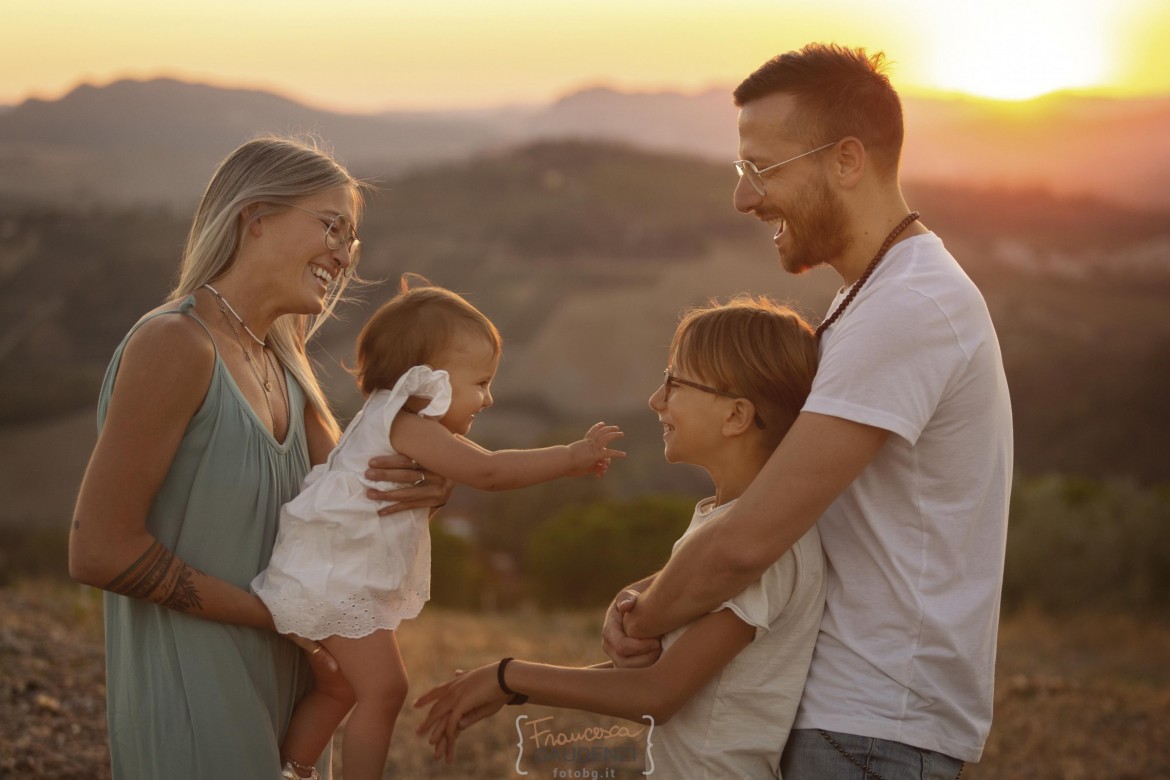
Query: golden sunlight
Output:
[[921, 0, 1112, 100]]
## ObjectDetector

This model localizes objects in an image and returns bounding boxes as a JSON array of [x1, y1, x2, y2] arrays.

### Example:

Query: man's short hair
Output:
[[733, 43, 904, 177]]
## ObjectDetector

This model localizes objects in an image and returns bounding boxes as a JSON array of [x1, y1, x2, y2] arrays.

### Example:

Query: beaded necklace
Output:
[[815, 212, 920, 339]]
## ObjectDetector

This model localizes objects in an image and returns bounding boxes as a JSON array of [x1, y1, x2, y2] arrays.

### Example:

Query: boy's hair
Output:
[[354, 275, 501, 395], [670, 296, 818, 449], [733, 43, 904, 178]]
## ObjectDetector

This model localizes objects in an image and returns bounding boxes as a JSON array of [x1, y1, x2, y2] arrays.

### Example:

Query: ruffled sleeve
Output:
[[383, 365, 452, 429]]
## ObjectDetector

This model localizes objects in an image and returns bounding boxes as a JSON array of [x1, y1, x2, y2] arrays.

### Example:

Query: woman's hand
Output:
[[365, 454, 455, 516], [285, 634, 352, 702], [413, 665, 508, 764]]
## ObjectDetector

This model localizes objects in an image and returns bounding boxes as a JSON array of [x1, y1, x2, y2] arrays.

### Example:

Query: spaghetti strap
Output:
[[176, 295, 217, 356], [123, 295, 218, 357]]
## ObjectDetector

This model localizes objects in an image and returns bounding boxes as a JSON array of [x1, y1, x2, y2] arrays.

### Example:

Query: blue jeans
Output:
[[781, 729, 965, 780]]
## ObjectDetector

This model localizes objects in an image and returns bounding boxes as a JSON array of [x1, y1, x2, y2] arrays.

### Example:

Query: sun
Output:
[[922, 0, 1112, 100]]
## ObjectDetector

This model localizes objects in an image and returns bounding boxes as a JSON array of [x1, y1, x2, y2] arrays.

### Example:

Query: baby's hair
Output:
[[670, 295, 819, 449], [353, 274, 501, 395]]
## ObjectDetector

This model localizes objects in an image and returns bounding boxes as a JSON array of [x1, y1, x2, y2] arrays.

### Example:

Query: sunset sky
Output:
[[3, 0, 1169, 112]]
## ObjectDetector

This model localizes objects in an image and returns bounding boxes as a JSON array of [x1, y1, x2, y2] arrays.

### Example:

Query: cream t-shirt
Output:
[[653, 498, 826, 779]]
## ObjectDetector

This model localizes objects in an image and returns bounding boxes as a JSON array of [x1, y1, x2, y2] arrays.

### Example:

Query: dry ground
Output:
[[2, 581, 1169, 779]]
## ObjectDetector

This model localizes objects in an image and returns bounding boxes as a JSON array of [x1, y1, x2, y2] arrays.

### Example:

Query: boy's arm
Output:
[[414, 608, 754, 763], [391, 415, 623, 491], [624, 412, 887, 639]]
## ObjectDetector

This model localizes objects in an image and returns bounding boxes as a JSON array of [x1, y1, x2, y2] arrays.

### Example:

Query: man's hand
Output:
[[601, 589, 662, 668], [366, 454, 455, 516]]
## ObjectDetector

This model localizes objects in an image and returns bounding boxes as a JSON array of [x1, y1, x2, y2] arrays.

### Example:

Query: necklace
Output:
[[266, 346, 291, 431], [815, 211, 920, 339], [202, 283, 265, 347], [205, 286, 290, 432]]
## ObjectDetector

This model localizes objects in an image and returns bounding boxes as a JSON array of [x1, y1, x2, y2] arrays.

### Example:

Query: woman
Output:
[[68, 136, 450, 779]]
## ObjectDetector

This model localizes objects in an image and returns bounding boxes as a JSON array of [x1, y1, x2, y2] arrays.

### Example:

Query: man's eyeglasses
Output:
[[733, 140, 839, 197], [279, 202, 362, 260], [662, 369, 765, 429]]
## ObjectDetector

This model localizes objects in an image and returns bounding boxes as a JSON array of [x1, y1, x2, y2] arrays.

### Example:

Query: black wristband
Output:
[[497, 657, 528, 706]]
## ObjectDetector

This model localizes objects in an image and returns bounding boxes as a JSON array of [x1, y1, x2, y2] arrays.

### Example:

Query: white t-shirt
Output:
[[794, 233, 1013, 763], [654, 498, 826, 779]]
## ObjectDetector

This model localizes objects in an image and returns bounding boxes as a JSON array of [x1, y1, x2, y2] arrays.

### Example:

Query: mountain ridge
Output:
[[2, 77, 1169, 208]]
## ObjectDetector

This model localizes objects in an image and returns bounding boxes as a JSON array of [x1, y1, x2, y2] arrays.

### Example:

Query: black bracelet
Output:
[[497, 657, 528, 706]]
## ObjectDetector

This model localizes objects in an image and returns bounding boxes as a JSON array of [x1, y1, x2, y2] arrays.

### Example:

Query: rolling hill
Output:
[[0, 140, 1168, 534], [2, 78, 1170, 208]]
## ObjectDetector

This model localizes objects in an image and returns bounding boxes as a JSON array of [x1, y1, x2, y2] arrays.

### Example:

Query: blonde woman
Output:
[[68, 136, 450, 779]]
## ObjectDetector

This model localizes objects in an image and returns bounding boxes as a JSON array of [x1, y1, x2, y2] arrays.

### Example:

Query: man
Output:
[[604, 44, 1012, 778]]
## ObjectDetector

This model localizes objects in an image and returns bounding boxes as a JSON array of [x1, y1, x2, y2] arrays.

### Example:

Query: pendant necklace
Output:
[[203, 282, 265, 347], [202, 284, 289, 431]]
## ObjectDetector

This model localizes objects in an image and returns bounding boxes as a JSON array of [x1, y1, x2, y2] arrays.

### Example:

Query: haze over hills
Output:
[[1, 139, 1168, 533], [0, 80, 1168, 531], [1, 78, 1169, 208]]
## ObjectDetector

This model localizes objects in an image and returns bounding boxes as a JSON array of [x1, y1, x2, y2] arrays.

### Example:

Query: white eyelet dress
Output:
[[252, 365, 452, 640]]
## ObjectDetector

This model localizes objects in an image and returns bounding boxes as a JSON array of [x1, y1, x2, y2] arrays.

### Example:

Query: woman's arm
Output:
[[391, 415, 624, 492], [414, 608, 754, 763], [68, 315, 273, 630]]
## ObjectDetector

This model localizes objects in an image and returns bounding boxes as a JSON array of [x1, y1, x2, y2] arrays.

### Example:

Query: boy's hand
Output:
[[602, 590, 662, 668], [365, 454, 455, 516], [414, 664, 508, 764], [566, 422, 626, 477]]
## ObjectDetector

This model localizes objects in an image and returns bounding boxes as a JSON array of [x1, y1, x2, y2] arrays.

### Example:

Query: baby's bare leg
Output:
[[325, 630, 410, 780], [281, 647, 356, 776]]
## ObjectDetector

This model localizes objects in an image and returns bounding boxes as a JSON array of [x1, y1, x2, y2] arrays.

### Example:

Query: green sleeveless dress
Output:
[[97, 297, 326, 779]]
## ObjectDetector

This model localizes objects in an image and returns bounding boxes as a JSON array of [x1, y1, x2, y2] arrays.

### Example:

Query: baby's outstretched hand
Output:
[[567, 422, 625, 477]]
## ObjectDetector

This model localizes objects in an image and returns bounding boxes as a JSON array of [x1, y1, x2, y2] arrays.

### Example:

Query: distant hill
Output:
[[0, 140, 1168, 538], [524, 85, 1170, 209], [2, 78, 1170, 208], [0, 78, 508, 205]]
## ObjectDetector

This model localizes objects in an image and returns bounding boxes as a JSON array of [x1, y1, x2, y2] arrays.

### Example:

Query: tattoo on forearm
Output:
[[105, 541, 205, 612]]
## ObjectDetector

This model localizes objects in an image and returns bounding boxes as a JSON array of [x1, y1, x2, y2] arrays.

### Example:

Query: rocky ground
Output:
[[3, 581, 1170, 779], [1, 583, 108, 779]]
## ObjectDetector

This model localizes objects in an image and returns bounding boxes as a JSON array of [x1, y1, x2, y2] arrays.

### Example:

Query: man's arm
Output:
[[624, 411, 888, 638]]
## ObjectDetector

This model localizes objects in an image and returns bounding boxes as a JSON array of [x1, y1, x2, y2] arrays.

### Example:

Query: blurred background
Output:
[[1, 1, 1168, 777]]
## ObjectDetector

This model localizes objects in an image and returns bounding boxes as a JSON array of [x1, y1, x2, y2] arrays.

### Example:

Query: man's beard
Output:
[[777, 173, 851, 275]]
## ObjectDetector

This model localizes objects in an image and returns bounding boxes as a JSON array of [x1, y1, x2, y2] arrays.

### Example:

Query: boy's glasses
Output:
[[662, 369, 765, 429]]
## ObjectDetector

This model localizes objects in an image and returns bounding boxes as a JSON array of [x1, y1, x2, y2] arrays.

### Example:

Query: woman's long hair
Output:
[[170, 135, 365, 439]]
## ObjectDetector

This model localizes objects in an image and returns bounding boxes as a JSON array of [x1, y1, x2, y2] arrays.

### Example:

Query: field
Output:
[[2, 581, 1169, 779]]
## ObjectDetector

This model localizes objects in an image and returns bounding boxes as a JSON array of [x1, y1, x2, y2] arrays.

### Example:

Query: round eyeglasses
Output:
[[662, 369, 765, 429], [733, 140, 839, 197], [278, 202, 361, 258]]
